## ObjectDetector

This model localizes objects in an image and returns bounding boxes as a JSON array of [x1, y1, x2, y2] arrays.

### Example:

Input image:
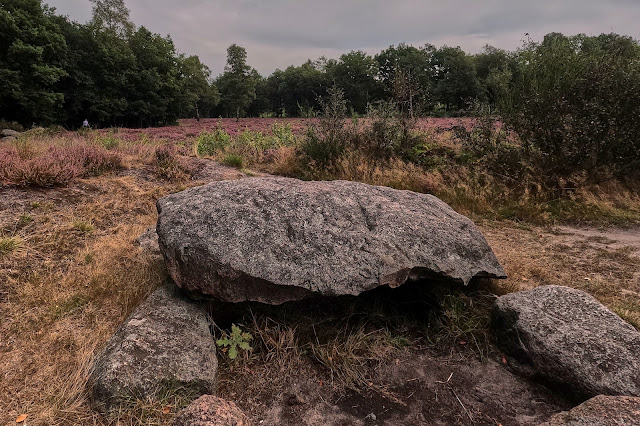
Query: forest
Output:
[[3, 0, 639, 131]]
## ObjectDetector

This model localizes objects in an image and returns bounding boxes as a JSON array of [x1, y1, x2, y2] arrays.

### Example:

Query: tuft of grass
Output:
[[428, 290, 495, 360], [72, 220, 94, 234], [106, 380, 203, 425], [310, 327, 396, 390], [52, 294, 88, 320], [18, 214, 33, 227], [222, 153, 245, 169], [0, 236, 23, 257]]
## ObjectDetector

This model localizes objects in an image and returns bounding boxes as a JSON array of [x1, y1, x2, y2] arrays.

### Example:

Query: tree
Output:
[[473, 45, 512, 107], [178, 55, 218, 120], [264, 60, 327, 117], [326, 50, 382, 114], [431, 46, 483, 111], [217, 44, 257, 119], [89, 0, 134, 38], [0, 0, 67, 126], [375, 44, 435, 114], [498, 32, 640, 178]]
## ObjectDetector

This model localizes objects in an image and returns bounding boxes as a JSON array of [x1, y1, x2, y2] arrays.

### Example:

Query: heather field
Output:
[[101, 117, 477, 143]]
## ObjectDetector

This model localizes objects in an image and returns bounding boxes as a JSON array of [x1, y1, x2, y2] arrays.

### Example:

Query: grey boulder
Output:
[[89, 284, 218, 413], [540, 395, 640, 426], [135, 226, 160, 255], [493, 285, 640, 398], [1, 129, 20, 137], [156, 177, 506, 304]]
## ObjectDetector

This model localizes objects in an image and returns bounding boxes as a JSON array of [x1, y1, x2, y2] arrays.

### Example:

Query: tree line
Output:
[[2, 0, 640, 138], [1, 0, 217, 128]]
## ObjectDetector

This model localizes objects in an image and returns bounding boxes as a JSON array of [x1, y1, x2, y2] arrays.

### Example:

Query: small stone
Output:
[[172, 395, 250, 426], [540, 395, 640, 425]]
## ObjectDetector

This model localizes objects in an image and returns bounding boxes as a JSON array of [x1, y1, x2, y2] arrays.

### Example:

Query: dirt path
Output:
[[553, 225, 640, 252]]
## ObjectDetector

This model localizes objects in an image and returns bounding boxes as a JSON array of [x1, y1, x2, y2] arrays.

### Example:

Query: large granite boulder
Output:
[[172, 395, 250, 426], [156, 177, 505, 304], [540, 395, 640, 425], [89, 284, 218, 413], [493, 285, 640, 398]]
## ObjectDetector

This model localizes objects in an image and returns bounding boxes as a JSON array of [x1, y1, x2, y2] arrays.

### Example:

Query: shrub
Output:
[[152, 144, 192, 180], [301, 86, 349, 167], [98, 133, 121, 150], [196, 124, 231, 157], [499, 33, 640, 180], [0, 143, 121, 187], [222, 153, 245, 169], [0, 119, 24, 132]]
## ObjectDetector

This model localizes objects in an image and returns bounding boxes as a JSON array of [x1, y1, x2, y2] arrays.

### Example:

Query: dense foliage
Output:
[[0, 0, 217, 128], [499, 33, 640, 179]]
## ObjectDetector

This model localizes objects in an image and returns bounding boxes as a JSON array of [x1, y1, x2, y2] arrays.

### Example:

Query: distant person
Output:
[[82, 118, 89, 128]]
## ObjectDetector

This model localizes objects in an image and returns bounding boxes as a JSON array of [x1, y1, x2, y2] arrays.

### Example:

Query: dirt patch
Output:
[[553, 225, 640, 252], [218, 346, 570, 425]]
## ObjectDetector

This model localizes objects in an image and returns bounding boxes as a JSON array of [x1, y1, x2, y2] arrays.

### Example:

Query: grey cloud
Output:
[[46, 0, 640, 75]]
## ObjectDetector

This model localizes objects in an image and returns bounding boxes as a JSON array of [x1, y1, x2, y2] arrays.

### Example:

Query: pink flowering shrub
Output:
[[152, 144, 193, 181], [0, 144, 121, 187]]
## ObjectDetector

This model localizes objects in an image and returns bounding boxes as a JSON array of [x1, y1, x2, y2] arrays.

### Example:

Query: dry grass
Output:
[[0, 169, 181, 424], [482, 222, 640, 330]]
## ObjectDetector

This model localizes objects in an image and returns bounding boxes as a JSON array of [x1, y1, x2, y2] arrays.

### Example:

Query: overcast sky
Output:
[[46, 0, 640, 76]]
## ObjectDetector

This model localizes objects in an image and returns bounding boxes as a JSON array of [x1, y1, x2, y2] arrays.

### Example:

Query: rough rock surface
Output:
[[493, 285, 640, 398], [135, 226, 160, 255], [156, 177, 506, 304], [89, 284, 218, 413], [540, 395, 640, 425], [172, 395, 250, 426], [1, 129, 20, 137]]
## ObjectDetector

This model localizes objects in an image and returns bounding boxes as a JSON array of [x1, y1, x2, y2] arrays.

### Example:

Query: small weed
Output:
[[18, 214, 33, 226], [222, 154, 245, 169], [84, 253, 94, 264], [52, 294, 87, 320], [30, 201, 40, 209], [217, 324, 253, 360]]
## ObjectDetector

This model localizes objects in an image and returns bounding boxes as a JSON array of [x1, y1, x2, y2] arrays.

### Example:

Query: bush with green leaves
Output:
[[196, 124, 231, 156], [498, 33, 640, 180], [301, 85, 349, 167], [222, 153, 245, 169], [216, 324, 253, 360]]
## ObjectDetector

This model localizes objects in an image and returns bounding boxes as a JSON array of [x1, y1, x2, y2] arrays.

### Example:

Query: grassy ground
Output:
[[0, 131, 638, 424]]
